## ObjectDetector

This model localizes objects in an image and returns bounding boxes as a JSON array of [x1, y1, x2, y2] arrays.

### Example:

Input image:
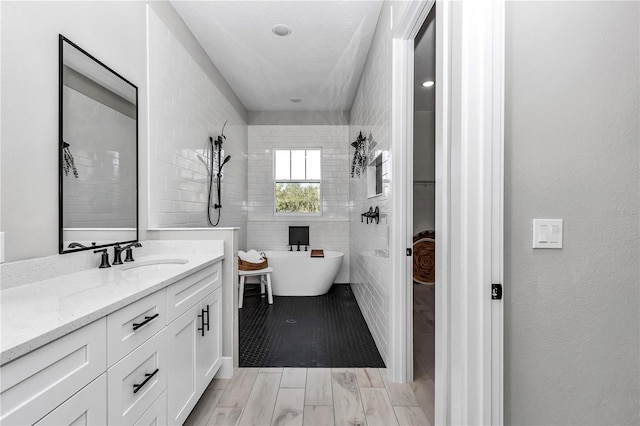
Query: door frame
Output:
[[388, 0, 505, 424]]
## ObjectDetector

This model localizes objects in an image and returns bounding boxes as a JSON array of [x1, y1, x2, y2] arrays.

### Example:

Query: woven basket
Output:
[[238, 256, 268, 271]]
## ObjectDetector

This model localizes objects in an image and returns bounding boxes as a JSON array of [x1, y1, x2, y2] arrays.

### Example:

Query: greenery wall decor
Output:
[[351, 131, 367, 177]]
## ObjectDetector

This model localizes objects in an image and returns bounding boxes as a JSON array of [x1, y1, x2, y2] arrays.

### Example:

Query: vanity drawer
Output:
[[107, 328, 166, 426], [34, 373, 107, 426], [107, 289, 166, 367], [134, 391, 167, 426], [0, 318, 107, 426], [166, 262, 221, 322]]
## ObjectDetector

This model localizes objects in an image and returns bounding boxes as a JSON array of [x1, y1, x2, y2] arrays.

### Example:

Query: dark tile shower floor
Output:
[[239, 284, 385, 368]]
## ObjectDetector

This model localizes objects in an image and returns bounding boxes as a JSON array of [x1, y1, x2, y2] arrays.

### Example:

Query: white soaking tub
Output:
[[262, 250, 344, 296]]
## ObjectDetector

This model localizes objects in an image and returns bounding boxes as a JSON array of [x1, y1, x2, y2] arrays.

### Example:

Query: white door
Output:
[[166, 304, 199, 426], [390, 0, 505, 424]]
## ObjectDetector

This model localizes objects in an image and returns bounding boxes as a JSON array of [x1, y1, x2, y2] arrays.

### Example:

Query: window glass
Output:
[[274, 150, 290, 180], [306, 150, 321, 180], [274, 149, 321, 214], [290, 150, 306, 180]]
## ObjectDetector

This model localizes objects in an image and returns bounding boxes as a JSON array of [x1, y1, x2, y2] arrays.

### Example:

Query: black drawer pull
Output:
[[132, 313, 159, 331], [133, 368, 159, 394], [198, 309, 205, 336], [204, 304, 210, 332], [198, 305, 210, 337]]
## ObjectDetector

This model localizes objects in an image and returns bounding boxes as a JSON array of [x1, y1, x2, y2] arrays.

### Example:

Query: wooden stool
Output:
[[238, 267, 274, 308]]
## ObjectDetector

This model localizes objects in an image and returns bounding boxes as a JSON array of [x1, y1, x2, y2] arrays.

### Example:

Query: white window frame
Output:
[[273, 148, 323, 216]]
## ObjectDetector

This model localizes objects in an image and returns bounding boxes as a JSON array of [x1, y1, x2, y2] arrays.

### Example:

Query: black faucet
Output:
[[94, 249, 111, 268], [123, 242, 143, 262], [112, 244, 125, 265], [296, 241, 301, 251]]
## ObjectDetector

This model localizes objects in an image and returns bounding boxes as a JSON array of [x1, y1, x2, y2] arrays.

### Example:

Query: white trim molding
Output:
[[389, 0, 504, 424]]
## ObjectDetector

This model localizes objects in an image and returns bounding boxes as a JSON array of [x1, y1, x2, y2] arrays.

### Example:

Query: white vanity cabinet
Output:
[[0, 257, 224, 426], [34, 374, 107, 426], [0, 318, 107, 426], [167, 274, 222, 425]]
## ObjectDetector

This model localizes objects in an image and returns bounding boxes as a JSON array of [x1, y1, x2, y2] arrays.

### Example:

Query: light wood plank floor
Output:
[[186, 368, 431, 426], [411, 283, 435, 425]]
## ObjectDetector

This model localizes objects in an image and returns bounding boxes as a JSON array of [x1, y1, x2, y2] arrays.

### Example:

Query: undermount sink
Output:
[[121, 258, 189, 271]]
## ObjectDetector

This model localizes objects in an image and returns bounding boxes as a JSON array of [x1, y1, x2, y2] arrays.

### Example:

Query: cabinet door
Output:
[[197, 287, 222, 394], [166, 304, 199, 426], [34, 374, 106, 426]]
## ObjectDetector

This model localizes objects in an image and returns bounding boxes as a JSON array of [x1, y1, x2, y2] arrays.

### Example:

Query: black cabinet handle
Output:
[[204, 304, 210, 332], [198, 309, 205, 336], [133, 368, 159, 394], [132, 313, 159, 331], [197, 305, 211, 337]]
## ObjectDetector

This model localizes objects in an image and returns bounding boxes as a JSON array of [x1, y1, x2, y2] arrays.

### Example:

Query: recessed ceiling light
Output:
[[272, 24, 292, 37], [422, 80, 435, 88], [290, 97, 302, 103]]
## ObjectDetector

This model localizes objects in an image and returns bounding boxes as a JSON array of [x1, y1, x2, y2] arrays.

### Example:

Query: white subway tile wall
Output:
[[247, 125, 350, 283], [147, 10, 248, 247], [62, 88, 136, 228], [348, 5, 392, 363]]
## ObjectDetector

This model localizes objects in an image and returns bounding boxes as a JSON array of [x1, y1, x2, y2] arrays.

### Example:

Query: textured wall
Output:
[[148, 8, 248, 249], [505, 2, 640, 424], [349, 3, 392, 363], [246, 124, 350, 283]]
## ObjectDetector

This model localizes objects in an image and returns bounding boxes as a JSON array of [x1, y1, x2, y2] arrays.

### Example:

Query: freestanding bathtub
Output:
[[262, 250, 344, 296]]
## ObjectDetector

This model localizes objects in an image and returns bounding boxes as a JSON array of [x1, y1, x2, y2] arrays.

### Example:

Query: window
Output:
[[274, 149, 321, 214]]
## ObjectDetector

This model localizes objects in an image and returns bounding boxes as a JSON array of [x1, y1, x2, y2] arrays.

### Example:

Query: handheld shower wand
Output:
[[207, 121, 230, 227]]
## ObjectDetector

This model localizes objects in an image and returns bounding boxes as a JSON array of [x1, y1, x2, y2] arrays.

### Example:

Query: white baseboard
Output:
[[215, 357, 234, 379]]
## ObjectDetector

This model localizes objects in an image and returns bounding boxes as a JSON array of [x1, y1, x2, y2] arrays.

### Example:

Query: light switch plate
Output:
[[533, 219, 563, 249]]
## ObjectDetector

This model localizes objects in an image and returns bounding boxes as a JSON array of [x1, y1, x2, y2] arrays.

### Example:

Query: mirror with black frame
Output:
[[59, 35, 138, 254]]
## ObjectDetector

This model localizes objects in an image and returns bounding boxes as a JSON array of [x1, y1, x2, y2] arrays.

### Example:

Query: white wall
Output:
[[505, 2, 640, 424], [349, 3, 393, 363], [147, 6, 248, 249], [1, 1, 147, 262], [247, 124, 350, 283], [413, 111, 435, 233]]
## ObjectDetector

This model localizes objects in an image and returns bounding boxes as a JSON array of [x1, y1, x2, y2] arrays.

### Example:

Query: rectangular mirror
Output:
[[59, 35, 138, 253]]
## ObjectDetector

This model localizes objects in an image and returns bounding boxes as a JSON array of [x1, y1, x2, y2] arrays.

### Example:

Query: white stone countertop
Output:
[[0, 253, 224, 365]]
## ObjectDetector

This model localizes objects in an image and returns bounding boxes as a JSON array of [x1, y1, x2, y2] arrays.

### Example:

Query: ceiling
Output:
[[171, 1, 383, 112]]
